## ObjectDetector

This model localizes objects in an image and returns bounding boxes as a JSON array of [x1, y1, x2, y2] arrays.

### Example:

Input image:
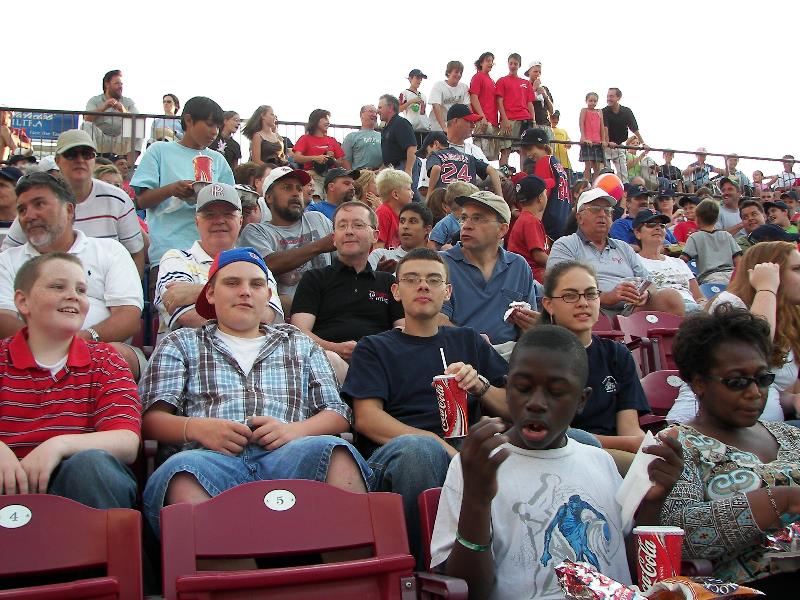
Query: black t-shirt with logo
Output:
[[209, 135, 242, 170], [291, 260, 404, 343], [570, 335, 650, 435], [426, 147, 489, 189]]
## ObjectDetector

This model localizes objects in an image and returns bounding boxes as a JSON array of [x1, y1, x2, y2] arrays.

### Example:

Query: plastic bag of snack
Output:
[[644, 577, 764, 599]]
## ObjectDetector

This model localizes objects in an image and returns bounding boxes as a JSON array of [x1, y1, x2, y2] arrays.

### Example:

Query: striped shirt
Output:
[[155, 241, 282, 333], [0, 331, 141, 458], [1, 178, 144, 253], [139, 323, 348, 434]]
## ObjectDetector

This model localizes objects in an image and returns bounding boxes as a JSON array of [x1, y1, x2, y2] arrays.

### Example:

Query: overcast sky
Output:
[[5, 0, 797, 176]]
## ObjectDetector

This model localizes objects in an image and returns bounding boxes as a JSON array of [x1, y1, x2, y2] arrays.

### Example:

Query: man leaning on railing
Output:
[[82, 69, 143, 165]]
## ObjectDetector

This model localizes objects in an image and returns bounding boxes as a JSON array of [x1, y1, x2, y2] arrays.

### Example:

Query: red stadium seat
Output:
[[640, 370, 683, 416], [160, 480, 466, 600], [617, 311, 684, 375], [0, 495, 142, 599]]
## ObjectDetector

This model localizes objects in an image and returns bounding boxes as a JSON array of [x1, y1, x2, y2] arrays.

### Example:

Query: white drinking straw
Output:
[[439, 348, 448, 372]]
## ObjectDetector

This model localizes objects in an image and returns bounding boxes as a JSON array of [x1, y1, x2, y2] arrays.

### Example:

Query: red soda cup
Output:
[[632, 526, 684, 590], [193, 155, 213, 182], [432, 375, 468, 438]]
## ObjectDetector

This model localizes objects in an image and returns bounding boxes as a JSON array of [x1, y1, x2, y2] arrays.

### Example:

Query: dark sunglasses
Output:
[[643, 222, 666, 229], [705, 372, 775, 391], [62, 148, 96, 161]]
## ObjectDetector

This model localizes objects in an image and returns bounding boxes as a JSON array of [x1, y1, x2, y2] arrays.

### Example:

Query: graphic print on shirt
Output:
[[511, 472, 622, 598]]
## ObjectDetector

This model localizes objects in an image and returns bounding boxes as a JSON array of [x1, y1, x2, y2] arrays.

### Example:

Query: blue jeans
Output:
[[143, 436, 371, 535], [367, 435, 451, 570], [48, 449, 137, 509]]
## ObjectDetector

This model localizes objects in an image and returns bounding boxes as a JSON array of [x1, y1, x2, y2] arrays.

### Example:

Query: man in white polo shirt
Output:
[[1, 129, 146, 278], [156, 182, 281, 334], [0, 172, 144, 376]]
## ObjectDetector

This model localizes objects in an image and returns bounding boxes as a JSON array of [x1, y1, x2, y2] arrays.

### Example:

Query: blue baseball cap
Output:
[[194, 247, 271, 319]]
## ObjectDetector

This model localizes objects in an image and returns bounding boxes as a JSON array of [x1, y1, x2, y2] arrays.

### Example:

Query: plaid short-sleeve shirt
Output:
[[139, 323, 348, 425]]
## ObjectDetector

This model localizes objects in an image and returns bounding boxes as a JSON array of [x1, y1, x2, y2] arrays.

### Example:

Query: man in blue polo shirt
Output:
[[439, 191, 539, 348], [609, 184, 677, 249]]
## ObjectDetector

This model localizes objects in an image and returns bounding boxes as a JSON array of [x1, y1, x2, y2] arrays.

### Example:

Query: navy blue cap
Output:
[[627, 184, 649, 198], [0, 166, 23, 184], [780, 190, 798, 202], [632, 208, 671, 228], [515, 175, 547, 202], [748, 223, 800, 243], [763, 201, 790, 212], [518, 128, 549, 147], [678, 195, 701, 207]]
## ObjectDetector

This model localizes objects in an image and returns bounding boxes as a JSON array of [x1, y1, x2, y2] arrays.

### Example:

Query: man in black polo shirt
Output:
[[378, 93, 422, 201], [602, 87, 646, 183], [291, 201, 404, 363]]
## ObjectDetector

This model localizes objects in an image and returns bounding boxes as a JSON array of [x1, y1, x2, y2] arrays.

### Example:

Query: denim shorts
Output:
[[143, 435, 371, 535]]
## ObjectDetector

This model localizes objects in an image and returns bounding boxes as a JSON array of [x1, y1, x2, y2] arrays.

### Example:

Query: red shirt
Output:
[[0, 331, 141, 458], [494, 75, 533, 121], [673, 220, 698, 243], [293, 134, 345, 170], [507, 211, 549, 282], [469, 71, 498, 126], [375, 203, 401, 249]]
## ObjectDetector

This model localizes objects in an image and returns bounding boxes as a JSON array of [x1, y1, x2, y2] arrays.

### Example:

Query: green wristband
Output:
[[455, 531, 491, 552]]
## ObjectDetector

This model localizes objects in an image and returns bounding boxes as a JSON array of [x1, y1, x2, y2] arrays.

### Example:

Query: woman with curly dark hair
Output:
[[661, 305, 800, 597]]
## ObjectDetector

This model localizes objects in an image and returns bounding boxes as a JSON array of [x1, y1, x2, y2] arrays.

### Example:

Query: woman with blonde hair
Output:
[[354, 170, 379, 209], [668, 241, 800, 424], [242, 105, 287, 165]]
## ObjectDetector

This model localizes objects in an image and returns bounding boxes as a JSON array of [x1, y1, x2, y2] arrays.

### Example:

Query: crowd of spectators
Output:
[[1, 59, 799, 598]]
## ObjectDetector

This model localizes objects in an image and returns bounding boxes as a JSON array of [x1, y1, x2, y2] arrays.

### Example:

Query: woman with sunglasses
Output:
[[667, 242, 800, 424], [662, 306, 800, 596], [150, 93, 183, 141], [541, 260, 649, 455], [633, 208, 706, 313]]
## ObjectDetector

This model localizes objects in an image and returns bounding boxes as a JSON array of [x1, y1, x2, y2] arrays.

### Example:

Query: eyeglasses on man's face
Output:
[[334, 221, 372, 232], [398, 275, 446, 287]]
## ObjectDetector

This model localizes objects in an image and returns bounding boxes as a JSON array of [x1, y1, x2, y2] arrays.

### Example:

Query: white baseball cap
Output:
[[261, 166, 311, 196], [576, 188, 617, 211]]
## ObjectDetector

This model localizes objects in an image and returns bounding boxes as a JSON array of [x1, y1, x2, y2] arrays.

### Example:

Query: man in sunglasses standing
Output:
[[1, 130, 145, 278], [342, 247, 508, 569], [548, 188, 684, 317], [439, 191, 539, 352]]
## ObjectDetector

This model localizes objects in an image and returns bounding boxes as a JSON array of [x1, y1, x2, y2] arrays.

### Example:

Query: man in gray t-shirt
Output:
[[342, 105, 383, 170], [238, 167, 335, 314], [82, 69, 142, 160], [715, 176, 745, 238]]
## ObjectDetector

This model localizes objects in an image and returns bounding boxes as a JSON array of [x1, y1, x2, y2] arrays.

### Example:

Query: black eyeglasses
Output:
[[62, 148, 96, 161], [705, 372, 775, 391], [549, 290, 600, 303]]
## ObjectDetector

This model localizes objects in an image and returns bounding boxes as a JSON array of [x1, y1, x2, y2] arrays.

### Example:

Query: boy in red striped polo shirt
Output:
[[0, 253, 141, 508]]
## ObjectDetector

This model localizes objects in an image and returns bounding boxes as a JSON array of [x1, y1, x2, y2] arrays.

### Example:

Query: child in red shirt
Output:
[[507, 175, 549, 282], [0, 253, 140, 506], [673, 196, 700, 243]]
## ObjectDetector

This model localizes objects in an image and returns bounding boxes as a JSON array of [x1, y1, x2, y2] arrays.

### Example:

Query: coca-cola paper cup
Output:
[[193, 155, 213, 182], [433, 375, 468, 438], [632, 525, 683, 591]]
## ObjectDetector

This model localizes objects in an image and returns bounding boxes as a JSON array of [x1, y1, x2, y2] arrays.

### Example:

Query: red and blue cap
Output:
[[194, 247, 270, 319]]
